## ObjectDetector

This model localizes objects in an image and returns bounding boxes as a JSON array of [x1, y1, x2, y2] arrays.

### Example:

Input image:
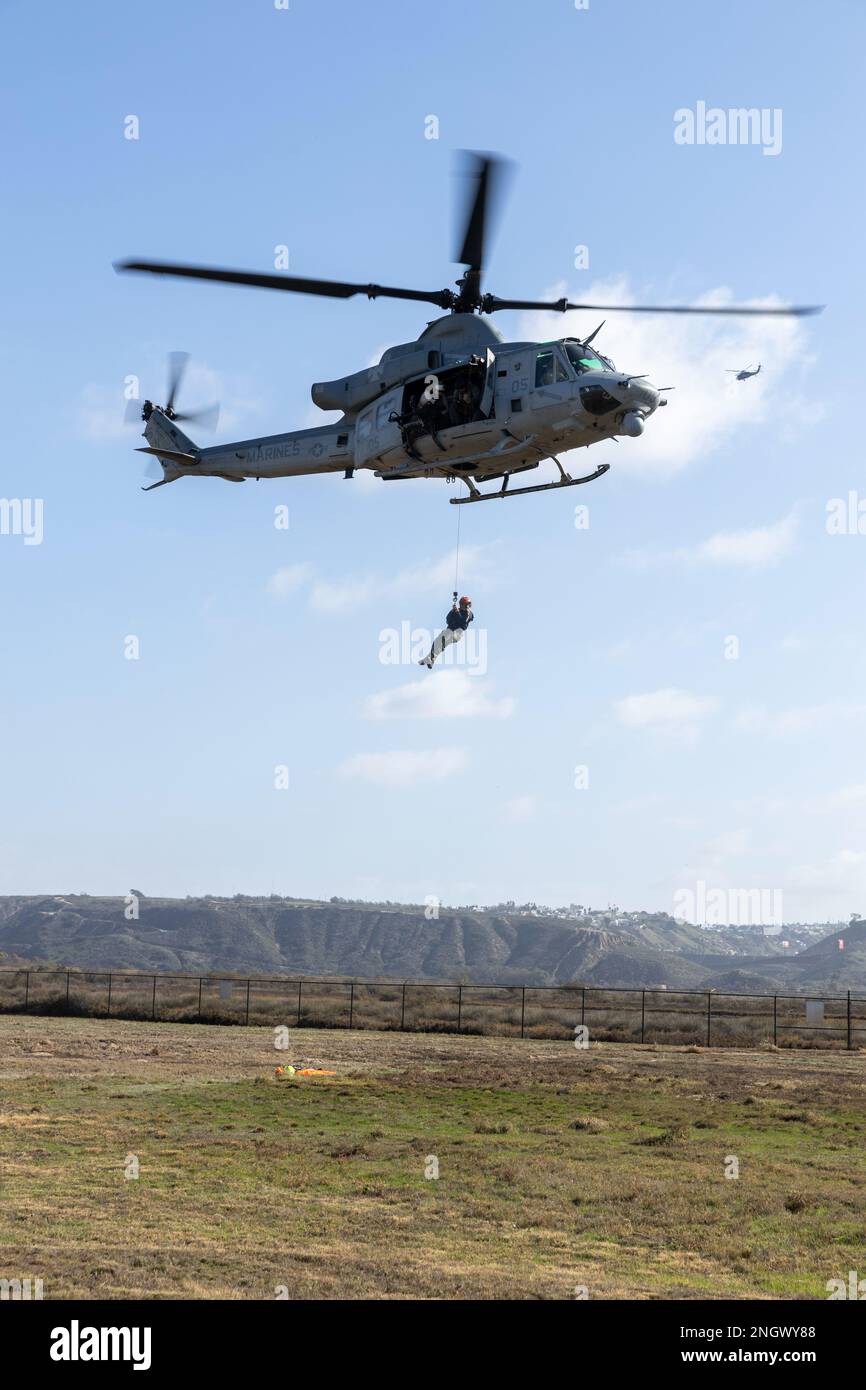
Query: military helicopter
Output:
[[726, 363, 762, 381], [116, 155, 821, 505]]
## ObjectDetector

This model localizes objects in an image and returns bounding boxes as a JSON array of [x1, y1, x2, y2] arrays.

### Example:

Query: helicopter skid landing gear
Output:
[[449, 461, 610, 505], [454, 474, 482, 501]]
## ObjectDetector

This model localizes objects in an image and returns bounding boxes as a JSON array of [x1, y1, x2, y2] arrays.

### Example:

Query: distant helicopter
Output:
[[727, 363, 762, 381], [116, 155, 820, 505]]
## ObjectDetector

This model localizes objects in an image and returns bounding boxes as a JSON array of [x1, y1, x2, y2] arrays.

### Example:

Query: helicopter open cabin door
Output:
[[478, 347, 496, 419], [441, 347, 498, 452]]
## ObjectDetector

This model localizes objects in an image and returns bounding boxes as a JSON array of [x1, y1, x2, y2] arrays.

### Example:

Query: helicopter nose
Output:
[[627, 381, 660, 413]]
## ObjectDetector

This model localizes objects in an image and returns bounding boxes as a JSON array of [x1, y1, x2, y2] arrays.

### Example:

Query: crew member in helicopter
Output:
[[390, 403, 425, 460], [392, 376, 446, 459], [416, 375, 447, 450], [419, 594, 474, 669], [447, 378, 474, 427]]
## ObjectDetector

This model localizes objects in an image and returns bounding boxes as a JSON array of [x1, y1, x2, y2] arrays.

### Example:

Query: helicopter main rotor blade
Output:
[[453, 153, 514, 309], [116, 260, 455, 309], [456, 154, 490, 271], [455, 154, 511, 269], [482, 294, 823, 317], [165, 350, 190, 415]]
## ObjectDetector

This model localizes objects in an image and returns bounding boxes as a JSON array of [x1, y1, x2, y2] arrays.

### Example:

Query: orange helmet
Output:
[[460, 596, 471, 605]]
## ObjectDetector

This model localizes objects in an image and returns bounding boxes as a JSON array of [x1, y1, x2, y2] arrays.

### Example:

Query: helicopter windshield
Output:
[[565, 342, 612, 375]]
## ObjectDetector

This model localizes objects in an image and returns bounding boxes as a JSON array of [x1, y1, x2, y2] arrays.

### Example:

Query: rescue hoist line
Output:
[[453, 503, 462, 595]]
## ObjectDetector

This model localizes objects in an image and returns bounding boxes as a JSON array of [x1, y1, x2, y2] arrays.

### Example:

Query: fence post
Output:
[[245, 979, 251, 1026], [297, 981, 303, 1026], [640, 990, 646, 1044], [107, 974, 113, 1018], [24, 970, 30, 1011], [65, 971, 70, 1012], [520, 986, 526, 1039], [581, 987, 586, 1027], [773, 995, 777, 1046], [848, 991, 852, 1051], [706, 992, 712, 1047], [197, 977, 203, 1023], [400, 982, 406, 1031], [151, 974, 157, 1020], [457, 985, 463, 1033], [348, 982, 354, 1030]]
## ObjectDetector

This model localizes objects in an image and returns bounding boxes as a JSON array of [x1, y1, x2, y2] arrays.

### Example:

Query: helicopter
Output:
[[726, 363, 762, 381], [116, 154, 821, 505]]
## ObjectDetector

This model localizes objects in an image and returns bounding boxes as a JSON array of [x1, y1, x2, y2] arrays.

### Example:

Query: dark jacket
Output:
[[446, 605, 473, 632]]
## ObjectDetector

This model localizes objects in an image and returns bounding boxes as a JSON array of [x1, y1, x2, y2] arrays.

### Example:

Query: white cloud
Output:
[[790, 850, 866, 895], [615, 687, 719, 729], [623, 512, 799, 571], [337, 748, 467, 787], [306, 543, 499, 617], [309, 575, 378, 614], [694, 513, 798, 568], [502, 795, 537, 823], [735, 702, 866, 737], [266, 562, 314, 599], [364, 669, 515, 720], [674, 827, 752, 888], [519, 277, 813, 475], [809, 784, 866, 813]]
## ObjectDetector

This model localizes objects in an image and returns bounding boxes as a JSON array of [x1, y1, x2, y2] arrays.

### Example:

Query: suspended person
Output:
[[420, 594, 473, 669]]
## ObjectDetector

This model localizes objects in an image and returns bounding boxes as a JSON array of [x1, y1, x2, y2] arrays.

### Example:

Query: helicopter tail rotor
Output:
[[122, 352, 220, 432]]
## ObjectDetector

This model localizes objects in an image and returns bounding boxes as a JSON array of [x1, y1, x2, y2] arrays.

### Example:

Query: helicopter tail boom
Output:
[[143, 409, 199, 461]]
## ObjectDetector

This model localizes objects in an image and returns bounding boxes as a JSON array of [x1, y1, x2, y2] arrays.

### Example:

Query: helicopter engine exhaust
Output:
[[619, 411, 645, 437]]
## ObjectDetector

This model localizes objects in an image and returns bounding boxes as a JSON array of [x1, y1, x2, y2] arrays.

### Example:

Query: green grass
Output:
[[0, 1016, 864, 1298]]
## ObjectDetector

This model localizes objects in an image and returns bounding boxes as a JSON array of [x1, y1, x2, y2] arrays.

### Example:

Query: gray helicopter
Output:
[[116, 155, 820, 505], [726, 363, 762, 381]]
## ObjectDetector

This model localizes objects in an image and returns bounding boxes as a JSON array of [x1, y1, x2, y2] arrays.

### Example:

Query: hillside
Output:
[[0, 894, 858, 994]]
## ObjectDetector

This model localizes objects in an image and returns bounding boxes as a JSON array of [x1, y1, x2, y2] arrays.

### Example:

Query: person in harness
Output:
[[420, 593, 473, 669]]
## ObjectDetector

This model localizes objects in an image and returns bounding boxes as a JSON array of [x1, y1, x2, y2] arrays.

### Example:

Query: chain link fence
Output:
[[0, 969, 863, 1048]]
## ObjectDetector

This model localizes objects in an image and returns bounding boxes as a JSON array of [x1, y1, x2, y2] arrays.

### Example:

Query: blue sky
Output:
[[1, 0, 865, 920]]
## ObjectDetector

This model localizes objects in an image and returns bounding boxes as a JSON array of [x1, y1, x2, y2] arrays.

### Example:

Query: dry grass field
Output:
[[0, 1014, 864, 1299]]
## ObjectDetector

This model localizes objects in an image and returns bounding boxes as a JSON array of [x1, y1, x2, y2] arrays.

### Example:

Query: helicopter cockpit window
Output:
[[565, 343, 609, 375], [536, 350, 572, 387], [535, 352, 556, 387]]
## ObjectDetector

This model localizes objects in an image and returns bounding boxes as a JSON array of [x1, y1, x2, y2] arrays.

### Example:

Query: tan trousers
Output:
[[429, 628, 463, 663]]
